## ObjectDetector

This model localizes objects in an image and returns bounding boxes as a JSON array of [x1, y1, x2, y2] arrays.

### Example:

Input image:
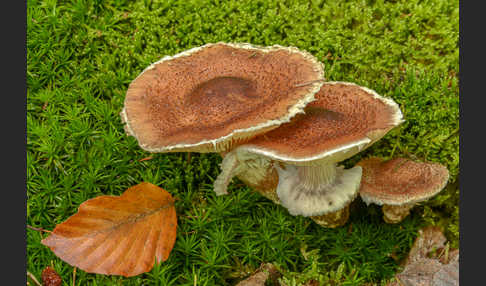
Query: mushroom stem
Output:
[[382, 203, 415, 224], [214, 150, 361, 227], [213, 151, 240, 196], [297, 163, 338, 190], [214, 149, 278, 197], [215, 151, 360, 228], [275, 163, 362, 217], [310, 204, 351, 228]]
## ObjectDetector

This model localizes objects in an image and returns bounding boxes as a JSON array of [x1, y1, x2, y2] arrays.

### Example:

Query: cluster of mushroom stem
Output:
[[310, 205, 352, 228], [211, 81, 407, 228], [215, 148, 362, 228], [273, 162, 362, 220], [121, 43, 448, 229], [290, 162, 358, 228]]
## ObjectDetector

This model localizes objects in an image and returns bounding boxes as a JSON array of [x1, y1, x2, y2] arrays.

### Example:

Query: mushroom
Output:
[[357, 157, 450, 223], [121, 42, 325, 154], [215, 150, 281, 203], [215, 82, 404, 227]]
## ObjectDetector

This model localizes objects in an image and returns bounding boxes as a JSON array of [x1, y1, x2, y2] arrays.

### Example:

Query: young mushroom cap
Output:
[[218, 82, 403, 217], [357, 157, 450, 206], [121, 42, 325, 153]]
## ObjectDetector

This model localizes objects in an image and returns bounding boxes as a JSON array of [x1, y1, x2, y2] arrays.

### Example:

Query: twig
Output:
[[138, 156, 153, 162], [181, 230, 197, 235], [27, 225, 52, 233], [72, 267, 76, 286], [27, 271, 42, 286], [347, 223, 353, 234], [437, 242, 450, 263]]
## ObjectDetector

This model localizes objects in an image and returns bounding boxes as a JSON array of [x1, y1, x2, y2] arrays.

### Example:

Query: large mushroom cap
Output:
[[121, 42, 325, 153], [357, 157, 450, 205], [241, 81, 404, 165]]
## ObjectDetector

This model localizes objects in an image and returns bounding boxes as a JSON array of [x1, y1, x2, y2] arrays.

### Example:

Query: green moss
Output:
[[27, 0, 458, 284]]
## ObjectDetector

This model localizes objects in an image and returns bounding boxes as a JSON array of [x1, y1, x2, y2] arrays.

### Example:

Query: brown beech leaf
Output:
[[41, 182, 177, 277]]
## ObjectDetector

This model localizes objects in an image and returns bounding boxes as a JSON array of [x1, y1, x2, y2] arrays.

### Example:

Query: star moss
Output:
[[27, 0, 458, 284]]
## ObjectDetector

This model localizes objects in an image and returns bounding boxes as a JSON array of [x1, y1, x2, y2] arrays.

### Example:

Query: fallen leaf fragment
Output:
[[41, 267, 62, 286], [407, 226, 447, 264], [42, 182, 177, 277], [387, 226, 459, 286], [236, 263, 280, 286], [236, 271, 268, 286], [302, 279, 320, 286], [432, 259, 459, 286]]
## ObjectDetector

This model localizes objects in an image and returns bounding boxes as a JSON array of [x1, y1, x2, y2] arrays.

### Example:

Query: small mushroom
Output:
[[215, 82, 403, 227], [357, 157, 450, 223], [121, 42, 325, 153]]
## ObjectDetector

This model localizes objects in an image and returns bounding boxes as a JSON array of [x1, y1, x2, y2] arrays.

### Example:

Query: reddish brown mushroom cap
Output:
[[121, 42, 325, 153], [357, 157, 450, 205], [241, 81, 403, 164]]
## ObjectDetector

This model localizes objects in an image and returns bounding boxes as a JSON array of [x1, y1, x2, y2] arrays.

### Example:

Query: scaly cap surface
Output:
[[240, 82, 404, 165], [358, 157, 450, 205], [121, 42, 325, 153]]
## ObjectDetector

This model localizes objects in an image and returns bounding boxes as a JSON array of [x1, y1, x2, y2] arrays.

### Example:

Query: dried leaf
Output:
[[432, 260, 459, 286], [406, 226, 446, 264], [41, 267, 62, 286], [387, 226, 459, 286], [236, 271, 269, 286], [302, 280, 320, 286], [42, 182, 177, 277], [394, 258, 443, 286], [236, 263, 280, 286]]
